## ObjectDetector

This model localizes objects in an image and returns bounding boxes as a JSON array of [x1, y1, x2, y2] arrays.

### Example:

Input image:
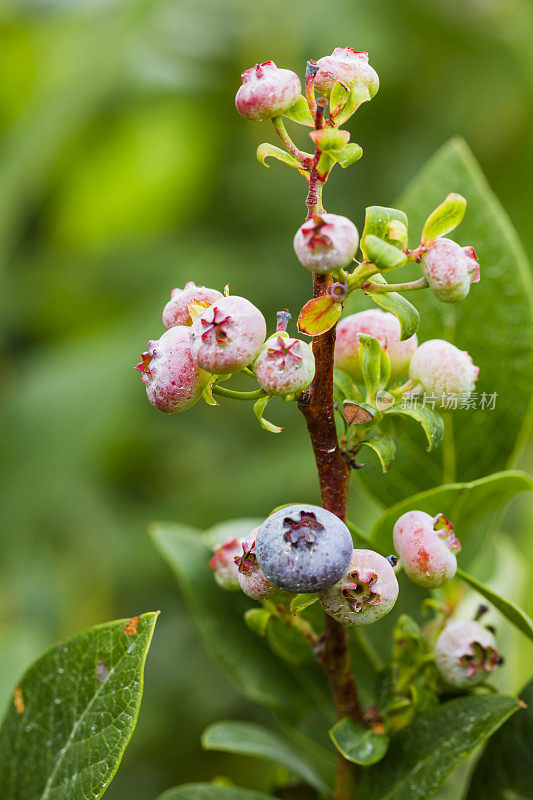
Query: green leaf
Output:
[[357, 695, 520, 800], [0, 612, 158, 800], [333, 368, 361, 403], [336, 83, 372, 126], [361, 435, 397, 472], [290, 594, 319, 613], [364, 236, 408, 271], [158, 785, 276, 800], [331, 143, 363, 168], [256, 143, 303, 170], [253, 395, 284, 434], [361, 207, 409, 257], [465, 680, 533, 800], [359, 333, 383, 398], [244, 608, 271, 637], [384, 404, 444, 451], [421, 192, 467, 244], [329, 80, 350, 119], [330, 717, 389, 766], [282, 95, 314, 126], [369, 471, 533, 563], [265, 616, 310, 665], [202, 721, 334, 795], [150, 524, 330, 719], [298, 295, 343, 337], [456, 567, 533, 642], [362, 138, 533, 504], [366, 275, 420, 340]]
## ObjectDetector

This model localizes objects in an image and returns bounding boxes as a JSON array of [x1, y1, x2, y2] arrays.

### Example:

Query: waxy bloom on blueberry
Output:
[[235, 531, 278, 600], [409, 339, 479, 403], [136, 325, 210, 413], [320, 549, 399, 626], [255, 505, 353, 593], [393, 510, 461, 589], [209, 537, 243, 590], [293, 213, 359, 274], [190, 295, 266, 375], [435, 620, 501, 689], [163, 281, 222, 329], [422, 238, 480, 304], [335, 309, 418, 382], [253, 335, 315, 396], [235, 61, 301, 121], [314, 48, 379, 98]]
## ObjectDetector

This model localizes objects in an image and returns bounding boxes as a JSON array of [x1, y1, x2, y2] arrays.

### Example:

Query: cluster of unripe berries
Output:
[[210, 504, 501, 689], [136, 283, 316, 412], [334, 308, 478, 403]]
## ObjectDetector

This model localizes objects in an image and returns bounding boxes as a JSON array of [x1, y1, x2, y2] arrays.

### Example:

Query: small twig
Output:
[[271, 116, 311, 166], [363, 277, 429, 293], [305, 60, 318, 122]]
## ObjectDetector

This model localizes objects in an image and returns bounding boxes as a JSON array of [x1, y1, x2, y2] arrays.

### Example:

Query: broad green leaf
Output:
[[465, 680, 533, 800], [361, 138, 533, 504], [0, 612, 158, 800], [384, 404, 444, 451], [150, 524, 330, 719], [361, 435, 396, 472], [298, 295, 343, 336], [202, 721, 334, 795], [421, 192, 467, 243], [158, 785, 276, 800], [361, 207, 409, 258], [253, 396, 284, 434], [330, 717, 389, 765], [456, 567, 533, 642], [357, 695, 520, 800], [256, 143, 302, 170], [366, 276, 420, 340], [369, 471, 533, 563], [282, 95, 314, 126], [331, 143, 363, 168], [364, 236, 407, 271]]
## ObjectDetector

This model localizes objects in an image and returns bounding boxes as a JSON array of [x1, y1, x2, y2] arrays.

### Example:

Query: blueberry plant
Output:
[[0, 45, 532, 800]]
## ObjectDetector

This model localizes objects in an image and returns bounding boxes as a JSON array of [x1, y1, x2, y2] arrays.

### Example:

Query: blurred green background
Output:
[[1, 0, 532, 797]]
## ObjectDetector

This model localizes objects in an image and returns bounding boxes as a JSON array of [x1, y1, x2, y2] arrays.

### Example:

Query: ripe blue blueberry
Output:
[[255, 504, 353, 593]]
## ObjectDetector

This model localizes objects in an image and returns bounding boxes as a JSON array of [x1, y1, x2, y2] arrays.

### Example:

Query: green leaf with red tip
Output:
[[384, 404, 444, 452], [256, 143, 303, 170], [361, 206, 409, 257], [253, 395, 284, 434], [364, 235, 408, 271], [309, 128, 349, 152], [366, 275, 420, 340], [281, 95, 314, 126], [0, 613, 158, 800], [456, 567, 533, 642], [331, 143, 363, 168], [421, 192, 467, 244], [298, 295, 343, 337], [361, 435, 397, 473], [330, 717, 389, 766]]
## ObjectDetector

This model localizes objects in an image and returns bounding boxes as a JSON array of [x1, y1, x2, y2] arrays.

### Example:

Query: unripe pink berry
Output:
[[209, 536, 244, 590], [136, 325, 210, 413], [190, 296, 267, 375], [319, 549, 399, 626], [334, 309, 418, 382], [293, 213, 359, 274], [422, 238, 480, 303], [253, 335, 315, 396], [409, 339, 479, 402], [235, 61, 301, 121], [314, 48, 379, 98], [434, 620, 501, 689], [393, 510, 461, 589], [235, 531, 278, 600], [162, 281, 223, 329]]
